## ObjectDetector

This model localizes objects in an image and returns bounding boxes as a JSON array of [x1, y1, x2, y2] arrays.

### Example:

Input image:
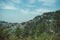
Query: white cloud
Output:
[[33, 8, 51, 14], [20, 9, 31, 14], [19, 8, 51, 15], [26, 4, 36, 8], [3, 5, 17, 9], [28, 0, 36, 4], [11, 0, 21, 3], [38, 0, 56, 6], [0, 1, 17, 9]]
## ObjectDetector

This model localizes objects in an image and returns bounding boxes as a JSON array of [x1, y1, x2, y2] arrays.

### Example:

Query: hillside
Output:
[[0, 10, 60, 40]]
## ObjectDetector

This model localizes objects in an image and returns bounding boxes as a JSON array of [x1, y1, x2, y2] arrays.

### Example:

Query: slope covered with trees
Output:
[[0, 10, 60, 40]]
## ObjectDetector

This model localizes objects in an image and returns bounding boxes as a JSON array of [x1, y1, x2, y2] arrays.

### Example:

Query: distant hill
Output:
[[0, 10, 60, 40]]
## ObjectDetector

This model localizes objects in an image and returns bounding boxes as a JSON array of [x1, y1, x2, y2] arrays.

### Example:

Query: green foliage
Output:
[[0, 10, 60, 40], [15, 27, 24, 38]]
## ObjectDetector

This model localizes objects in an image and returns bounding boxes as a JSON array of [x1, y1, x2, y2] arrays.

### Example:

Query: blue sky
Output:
[[0, 0, 60, 23]]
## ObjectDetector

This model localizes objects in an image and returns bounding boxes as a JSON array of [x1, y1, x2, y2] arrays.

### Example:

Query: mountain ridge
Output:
[[0, 10, 60, 40]]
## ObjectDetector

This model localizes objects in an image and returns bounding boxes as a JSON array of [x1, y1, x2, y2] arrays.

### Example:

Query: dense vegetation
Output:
[[0, 10, 60, 40]]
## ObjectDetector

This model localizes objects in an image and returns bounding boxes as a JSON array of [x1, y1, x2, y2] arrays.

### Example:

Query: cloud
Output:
[[28, 0, 36, 4], [25, 4, 36, 8], [11, 0, 21, 3], [0, 1, 17, 9], [19, 9, 31, 14], [19, 8, 52, 15], [2, 5, 17, 9], [38, 0, 56, 6], [30, 9, 51, 15], [0, 0, 54, 15], [33, 8, 51, 14]]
